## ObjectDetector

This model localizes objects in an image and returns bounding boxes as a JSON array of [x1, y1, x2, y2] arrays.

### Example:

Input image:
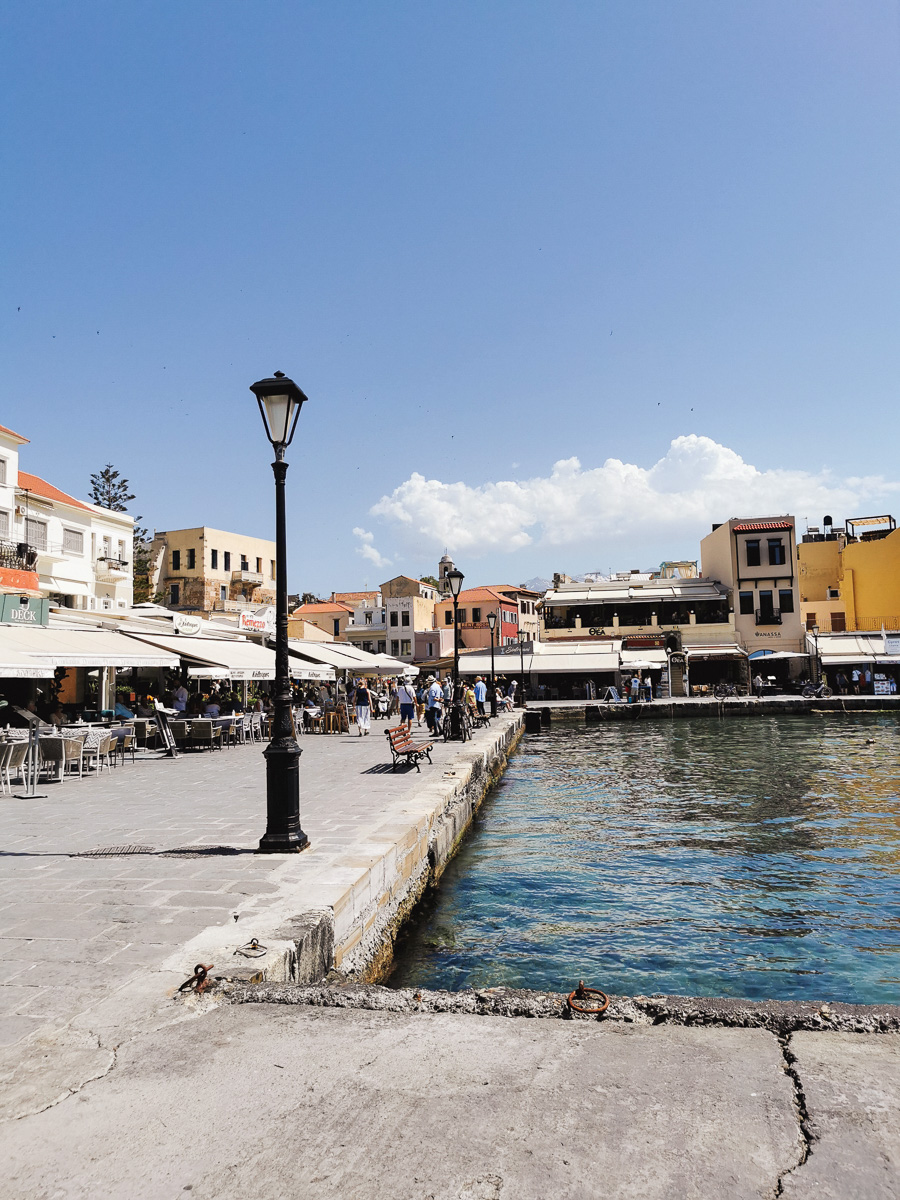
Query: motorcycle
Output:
[[801, 681, 833, 698]]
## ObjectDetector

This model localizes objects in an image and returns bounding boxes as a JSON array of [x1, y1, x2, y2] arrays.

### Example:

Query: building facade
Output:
[[0, 424, 134, 613], [798, 515, 899, 634], [434, 586, 521, 651], [152, 527, 277, 615], [291, 601, 354, 640], [700, 515, 804, 653]]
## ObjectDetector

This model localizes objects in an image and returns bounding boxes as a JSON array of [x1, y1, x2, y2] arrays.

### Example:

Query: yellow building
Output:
[[151, 526, 277, 616], [799, 515, 900, 633]]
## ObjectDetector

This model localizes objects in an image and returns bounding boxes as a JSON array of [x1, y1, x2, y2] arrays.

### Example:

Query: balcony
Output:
[[755, 608, 782, 626], [0, 540, 37, 571], [95, 555, 130, 584], [231, 569, 263, 584]]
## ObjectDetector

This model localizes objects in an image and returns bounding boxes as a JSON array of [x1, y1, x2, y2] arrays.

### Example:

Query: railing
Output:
[[231, 569, 263, 583], [0, 539, 36, 570], [212, 598, 258, 613], [755, 608, 782, 625], [96, 555, 129, 571], [806, 615, 900, 634]]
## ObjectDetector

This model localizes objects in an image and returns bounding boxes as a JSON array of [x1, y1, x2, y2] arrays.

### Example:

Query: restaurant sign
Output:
[[0, 595, 49, 626], [885, 635, 900, 656], [239, 607, 275, 636], [173, 613, 202, 636], [622, 635, 666, 649]]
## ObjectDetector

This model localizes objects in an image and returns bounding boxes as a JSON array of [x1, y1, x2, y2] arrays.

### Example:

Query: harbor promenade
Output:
[[2, 710, 898, 1198]]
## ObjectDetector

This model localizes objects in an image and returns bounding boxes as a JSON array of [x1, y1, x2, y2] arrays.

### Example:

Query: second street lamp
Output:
[[250, 371, 309, 854], [446, 567, 465, 739], [486, 610, 498, 716], [518, 629, 527, 707]]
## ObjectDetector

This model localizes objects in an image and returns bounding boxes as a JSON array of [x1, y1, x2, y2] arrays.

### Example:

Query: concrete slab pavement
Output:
[[6, 1004, 804, 1200]]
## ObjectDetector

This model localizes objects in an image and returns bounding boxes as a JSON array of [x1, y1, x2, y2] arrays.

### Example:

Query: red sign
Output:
[[0, 568, 40, 592]]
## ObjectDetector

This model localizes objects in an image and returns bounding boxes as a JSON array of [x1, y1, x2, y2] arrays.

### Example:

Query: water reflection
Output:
[[388, 714, 900, 1002]]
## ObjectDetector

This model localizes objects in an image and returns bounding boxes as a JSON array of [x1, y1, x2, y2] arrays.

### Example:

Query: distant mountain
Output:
[[521, 576, 552, 593]]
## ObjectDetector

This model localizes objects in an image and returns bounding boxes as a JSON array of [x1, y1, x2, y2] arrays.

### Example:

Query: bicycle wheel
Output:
[[801, 686, 814, 698], [713, 685, 727, 699], [821, 686, 833, 698]]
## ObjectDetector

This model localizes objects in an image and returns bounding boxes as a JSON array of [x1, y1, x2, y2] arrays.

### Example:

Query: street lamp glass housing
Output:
[[250, 371, 308, 449], [447, 568, 464, 598], [486, 611, 497, 631]]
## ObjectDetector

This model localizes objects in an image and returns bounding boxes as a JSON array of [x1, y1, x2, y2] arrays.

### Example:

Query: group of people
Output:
[[832, 668, 897, 695]]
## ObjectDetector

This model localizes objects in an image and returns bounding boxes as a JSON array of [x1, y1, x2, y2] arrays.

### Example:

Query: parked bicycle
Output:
[[801, 681, 833, 698], [713, 682, 740, 699]]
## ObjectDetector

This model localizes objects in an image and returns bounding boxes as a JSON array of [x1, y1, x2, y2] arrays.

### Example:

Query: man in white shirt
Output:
[[397, 680, 417, 729], [473, 676, 487, 717], [173, 684, 189, 712], [427, 677, 444, 734]]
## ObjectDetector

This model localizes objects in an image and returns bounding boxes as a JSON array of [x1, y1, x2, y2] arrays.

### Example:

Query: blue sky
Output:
[[3, 1, 899, 590]]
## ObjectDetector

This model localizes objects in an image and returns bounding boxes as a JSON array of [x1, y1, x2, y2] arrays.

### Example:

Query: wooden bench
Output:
[[385, 725, 435, 772]]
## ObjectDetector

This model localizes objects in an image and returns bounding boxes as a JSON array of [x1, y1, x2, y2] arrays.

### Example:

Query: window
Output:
[[827, 588, 840, 599], [211, 549, 218, 569], [508, 609, 518, 624], [63, 528, 84, 554], [400, 639, 411, 657], [806, 612, 817, 629], [401, 611, 410, 627], [738, 591, 754, 615], [768, 538, 786, 566], [240, 555, 249, 571], [378, 640, 386, 654], [270, 560, 276, 579], [220, 585, 227, 602], [365, 611, 373, 624], [118, 539, 126, 559], [0, 458, 6, 485], [256, 557, 262, 573], [223, 551, 231, 571], [390, 611, 398, 626], [25, 517, 47, 550], [758, 589, 774, 614], [0, 511, 8, 538], [172, 549, 181, 570], [333, 618, 341, 636], [426, 642, 433, 657], [472, 607, 481, 622], [187, 548, 196, 569], [458, 609, 467, 623], [170, 583, 180, 605], [444, 611, 453, 625], [103, 536, 112, 558], [778, 589, 794, 613], [745, 539, 760, 567], [391, 639, 400, 655]]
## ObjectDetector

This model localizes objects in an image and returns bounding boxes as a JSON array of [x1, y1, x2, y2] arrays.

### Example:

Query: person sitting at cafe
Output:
[[48, 703, 69, 727], [114, 698, 134, 719], [136, 696, 155, 717], [204, 697, 221, 718]]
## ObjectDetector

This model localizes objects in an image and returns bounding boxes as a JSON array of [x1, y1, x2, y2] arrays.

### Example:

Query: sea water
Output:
[[388, 714, 900, 1003]]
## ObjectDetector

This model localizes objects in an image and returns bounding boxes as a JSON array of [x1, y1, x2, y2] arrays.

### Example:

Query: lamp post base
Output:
[[257, 740, 310, 853]]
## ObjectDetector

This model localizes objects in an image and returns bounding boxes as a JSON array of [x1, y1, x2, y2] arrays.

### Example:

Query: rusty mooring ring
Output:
[[567, 979, 610, 1015]]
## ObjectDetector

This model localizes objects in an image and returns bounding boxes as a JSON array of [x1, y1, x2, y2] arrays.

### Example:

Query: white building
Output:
[[0, 424, 134, 613]]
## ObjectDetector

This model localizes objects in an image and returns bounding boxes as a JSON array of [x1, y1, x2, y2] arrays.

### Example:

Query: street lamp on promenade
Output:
[[446, 567, 464, 738], [486, 610, 498, 716], [517, 628, 527, 707], [251, 371, 309, 854], [810, 624, 820, 685]]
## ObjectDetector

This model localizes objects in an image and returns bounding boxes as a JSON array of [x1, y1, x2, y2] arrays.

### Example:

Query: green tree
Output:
[[299, 591, 325, 605], [89, 464, 135, 512], [418, 574, 440, 587]]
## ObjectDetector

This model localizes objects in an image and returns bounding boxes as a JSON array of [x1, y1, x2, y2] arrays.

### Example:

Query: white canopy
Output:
[[0, 648, 55, 679], [287, 639, 408, 677], [125, 633, 276, 680], [0, 626, 179, 669], [684, 645, 748, 659]]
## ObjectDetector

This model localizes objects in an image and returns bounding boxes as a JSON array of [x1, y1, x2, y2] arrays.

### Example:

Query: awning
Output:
[[620, 649, 667, 668], [45, 579, 90, 597], [287, 640, 408, 676], [292, 664, 336, 682], [0, 626, 180, 669], [749, 650, 809, 660], [0, 648, 55, 679], [125, 633, 276, 680], [457, 648, 619, 674], [684, 645, 748, 659]]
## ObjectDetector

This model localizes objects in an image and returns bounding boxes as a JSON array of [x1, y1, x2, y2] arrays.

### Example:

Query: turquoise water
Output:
[[388, 715, 900, 1003]]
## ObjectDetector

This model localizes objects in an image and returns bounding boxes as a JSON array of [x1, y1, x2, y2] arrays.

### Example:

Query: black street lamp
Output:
[[517, 628, 528, 707], [251, 371, 310, 854], [810, 624, 820, 685], [486, 610, 498, 716], [446, 567, 465, 738]]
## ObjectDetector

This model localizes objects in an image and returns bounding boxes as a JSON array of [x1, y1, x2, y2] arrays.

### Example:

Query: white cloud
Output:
[[352, 526, 392, 570], [369, 435, 898, 558]]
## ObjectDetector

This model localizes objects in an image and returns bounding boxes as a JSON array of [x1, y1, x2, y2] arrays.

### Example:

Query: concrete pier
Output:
[[531, 694, 900, 722]]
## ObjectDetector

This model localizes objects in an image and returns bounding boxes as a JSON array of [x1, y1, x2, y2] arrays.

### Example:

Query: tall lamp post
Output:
[[446, 567, 464, 738], [517, 629, 527, 707], [810, 624, 820, 685], [486, 610, 498, 716], [251, 371, 309, 854]]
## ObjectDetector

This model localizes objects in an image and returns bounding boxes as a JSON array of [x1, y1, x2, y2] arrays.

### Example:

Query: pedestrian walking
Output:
[[473, 675, 487, 717], [427, 675, 444, 734], [753, 673, 764, 699], [353, 678, 372, 736], [397, 679, 416, 729]]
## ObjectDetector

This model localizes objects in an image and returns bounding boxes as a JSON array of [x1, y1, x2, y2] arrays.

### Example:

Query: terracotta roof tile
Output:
[[17, 471, 95, 513], [0, 423, 29, 443]]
